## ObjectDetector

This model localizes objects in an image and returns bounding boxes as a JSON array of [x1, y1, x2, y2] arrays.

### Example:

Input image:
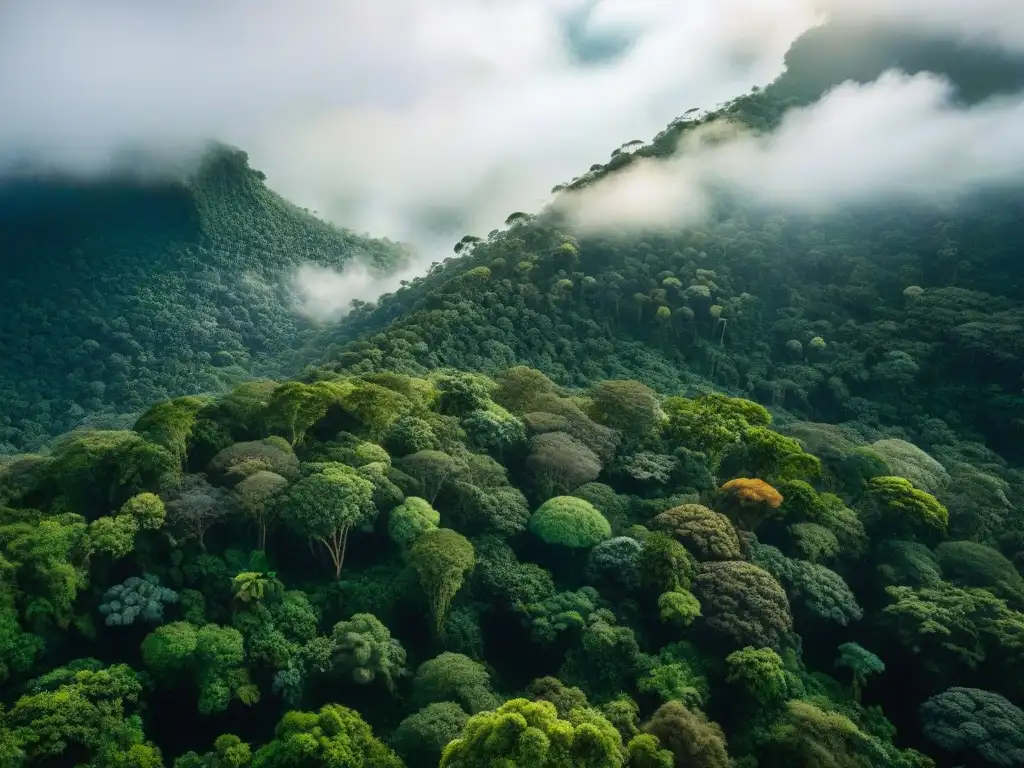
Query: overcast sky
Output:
[[2, 0, 1022, 237], [2, 0, 1023, 320]]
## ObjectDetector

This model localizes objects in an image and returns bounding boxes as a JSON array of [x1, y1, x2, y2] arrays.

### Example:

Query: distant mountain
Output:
[[0, 147, 405, 451]]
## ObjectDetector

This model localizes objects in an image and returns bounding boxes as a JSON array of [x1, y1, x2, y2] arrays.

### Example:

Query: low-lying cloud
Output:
[[290, 260, 427, 325], [2, 0, 1024, 321], [559, 71, 1024, 231]]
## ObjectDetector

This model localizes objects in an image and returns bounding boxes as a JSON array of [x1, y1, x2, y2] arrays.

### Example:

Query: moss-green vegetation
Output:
[[3, 19, 1024, 768], [0, 146, 406, 452], [3, 362, 1020, 766]]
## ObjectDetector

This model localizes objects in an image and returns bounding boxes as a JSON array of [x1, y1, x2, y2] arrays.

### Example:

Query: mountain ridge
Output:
[[0, 145, 406, 452]]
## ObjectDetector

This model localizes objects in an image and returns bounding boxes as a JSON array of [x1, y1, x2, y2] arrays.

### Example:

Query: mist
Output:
[[560, 71, 1024, 232], [2, 0, 1024, 321]]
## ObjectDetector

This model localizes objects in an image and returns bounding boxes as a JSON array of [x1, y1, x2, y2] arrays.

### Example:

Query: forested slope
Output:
[[308, 23, 1024, 463], [0, 147, 405, 452], [4, 365, 1024, 767]]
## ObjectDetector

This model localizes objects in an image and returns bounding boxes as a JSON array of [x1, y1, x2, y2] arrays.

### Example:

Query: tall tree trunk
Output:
[[322, 526, 352, 580]]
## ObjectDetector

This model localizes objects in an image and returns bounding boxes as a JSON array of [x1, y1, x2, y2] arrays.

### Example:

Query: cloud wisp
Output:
[[2, 0, 1024, 320], [0, 0, 821, 234], [559, 71, 1024, 232]]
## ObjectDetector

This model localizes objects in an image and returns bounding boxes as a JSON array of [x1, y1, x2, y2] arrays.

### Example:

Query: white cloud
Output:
[[559, 71, 1024, 231], [0, 0, 820, 238], [290, 263, 400, 324], [1, 0, 1023, 321]]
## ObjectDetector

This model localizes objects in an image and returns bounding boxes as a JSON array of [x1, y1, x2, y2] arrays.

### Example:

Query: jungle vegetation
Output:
[[3, 18, 1024, 768]]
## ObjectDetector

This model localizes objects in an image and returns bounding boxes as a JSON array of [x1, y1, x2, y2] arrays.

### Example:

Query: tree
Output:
[[788, 522, 840, 562], [411, 653, 500, 714], [356, 461, 405, 511], [642, 701, 731, 768], [529, 496, 612, 550], [562, 610, 645, 699], [100, 574, 179, 626], [7, 662, 162, 766], [521, 587, 603, 643], [527, 676, 590, 717], [276, 464, 376, 579], [134, 395, 211, 467], [493, 365, 558, 413], [627, 734, 675, 768], [650, 504, 741, 561], [881, 581, 1023, 673], [722, 427, 820, 482], [164, 473, 238, 552], [863, 476, 948, 542], [447, 482, 531, 536], [658, 590, 702, 627], [587, 380, 661, 440], [0, 604, 43, 683], [587, 537, 644, 591], [935, 540, 1024, 607], [440, 698, 624, 768], [47, 429, 179, 516], [119, 492, 166, 530], [174, 734, 252, 768], [339, 380, 412, 440], [725, 646, 787, 704], [662, 393, 770, 467], [231, 571, 284, 604], [835, 642, 884, 703], [398, 450, 465, 503], [638, 643, 710, 710], [527, 432, 603, 496], [141, 622, 256, 714], [434, 371, 496, 416], [869, 438, 950, 494], [770, 699, 905, 768], [717, 478, 784, 531], [331, 613, 407, 692], [234, 470, 288, 552], [265, 381, 344, 446], [391, 702, 469, 768], [462, 407, 527, 458], [751, 541, 863, 627], [693, 560, 793, 650], [208, 438, 299, 485], [384, 415, 439, 457], [920, 687, 1024, 767], [251, 704, 402, 768], [0, 512, 91, 631], [574, 482, 632, 532], [88, 513, 139, 559], [818, 493, 868, 560], [388, 496, 440, 551], [637, 532, 697, 598], [409, 529, 475, 634]]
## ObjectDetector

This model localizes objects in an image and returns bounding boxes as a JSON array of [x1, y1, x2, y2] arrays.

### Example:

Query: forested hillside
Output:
[[4, 364, 1024, 767], [0, 148, 405, 452], [3, 16, 1024, 768], [309, 24, 1024, 464]]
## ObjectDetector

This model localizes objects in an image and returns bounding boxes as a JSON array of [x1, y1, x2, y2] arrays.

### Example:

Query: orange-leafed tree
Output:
[[718, 478, 784, 531]]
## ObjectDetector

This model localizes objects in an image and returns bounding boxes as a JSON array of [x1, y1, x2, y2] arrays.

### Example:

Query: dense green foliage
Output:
[[303, 33, 1024, 475], [0, 147, 406, 452], [3, 18, 1024, 768], [4, 359, 1020, 766]]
